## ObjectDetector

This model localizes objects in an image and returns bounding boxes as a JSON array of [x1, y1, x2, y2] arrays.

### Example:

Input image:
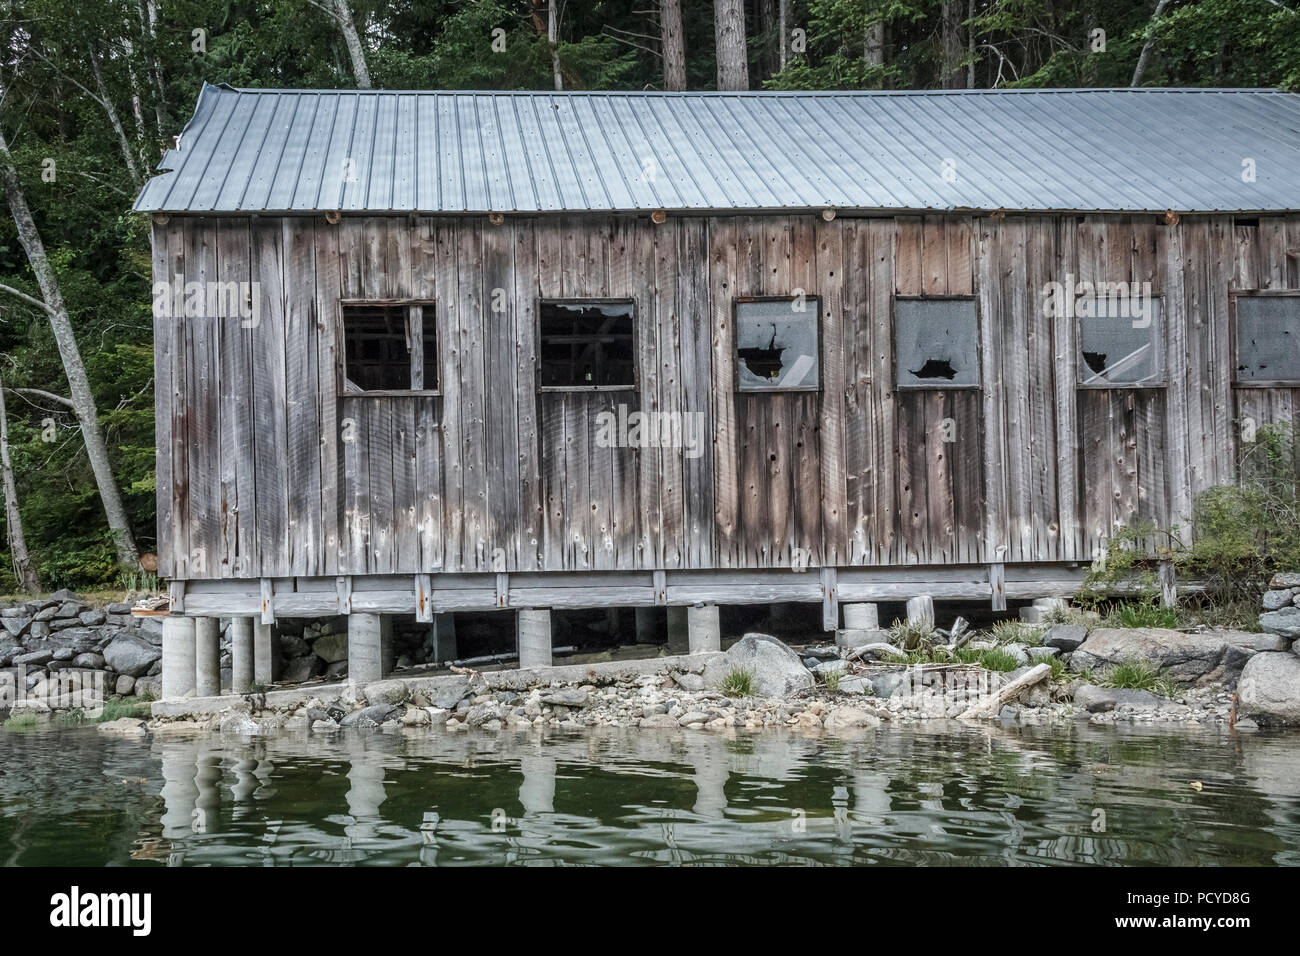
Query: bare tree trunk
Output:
[[0, 375, 40, 593], [548, 1, 563, 91], [966, 0, 976, 88], [332, 0, 372, 89], [778, 0, 788, 71], [714, 0, 749, 90], [1131, 0, 1172, 87], [88, 46, 142, 188], [941, 0, 966, 88], [865, 21, 885, 86], [0, 120, 142, 572], [661, 0, 688, 91], [138, 0, 167, 134], [122, 38, 148, 141]]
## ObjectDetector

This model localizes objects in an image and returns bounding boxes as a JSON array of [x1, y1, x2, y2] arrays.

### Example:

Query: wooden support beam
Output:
[[820, 566, 838, 632], [495, 572, 509, 609], [414, 573, 432, 622], [336, 575, 352, 614], [168, 579, 186, 613], [653, 569, 667, 605], [260, 577, 275, 624], [988, 562, 1007, 611]]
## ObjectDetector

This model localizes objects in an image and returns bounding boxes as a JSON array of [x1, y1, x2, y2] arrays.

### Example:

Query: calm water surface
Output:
[[2, 723, 1298, 866]]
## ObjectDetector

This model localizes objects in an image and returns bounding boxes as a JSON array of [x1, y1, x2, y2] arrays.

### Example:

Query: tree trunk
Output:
[[548, 1, 563, 91], [966, 0, 976, 88], [0, 120, 142, 572], [333, 0, 373, 89], [88, 46, 142, 188], [661, 0, 688, 91], [714, 0, 749, 90], [941, 0, 966, 88], [1131, 0, 1172, 87], [138, 0, 167, 134], [0, 376, 41, 593], [778, 0, 788, 71], [865, 22, 885, 85]]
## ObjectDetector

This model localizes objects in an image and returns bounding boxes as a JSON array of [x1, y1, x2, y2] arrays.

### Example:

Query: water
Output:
[[1, 723, 1298, 866]]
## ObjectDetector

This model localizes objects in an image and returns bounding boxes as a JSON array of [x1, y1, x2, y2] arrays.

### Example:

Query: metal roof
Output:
[[133, 83, 1300, 215]]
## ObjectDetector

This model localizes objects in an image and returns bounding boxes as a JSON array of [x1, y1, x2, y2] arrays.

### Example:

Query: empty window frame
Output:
[[893, 296, 980, 388], [341, 301, 438, 393], [735, 297, 821, 391], [1076, 293, 1163, 387], [1234, 292, 1300, 385], [537, 300, 636, 389]]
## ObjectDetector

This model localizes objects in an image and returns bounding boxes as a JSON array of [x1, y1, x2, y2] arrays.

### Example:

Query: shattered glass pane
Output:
[[894, 298, 980, 387], [1077, 298, 1162, 386], [736, 299, 820, 390], [1235, 295, 1300, 383]]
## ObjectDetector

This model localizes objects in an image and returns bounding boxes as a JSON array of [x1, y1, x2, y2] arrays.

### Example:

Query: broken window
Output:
[[341, 302, 438, 392], [538, 300, 636, 388], [1235, 293, 1300, 384], [893, 297, 980, 388], [1076, 296, 1163, 387], [735, 298, 821, 391]]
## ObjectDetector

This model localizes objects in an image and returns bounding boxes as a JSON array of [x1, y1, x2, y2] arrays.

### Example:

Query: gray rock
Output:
[[49, 618, 82, 631], [541, 686, 589, 706], [1069, 627, 1285, 684], [1044, 624, 1088, 651], [341, 703, 401, 728], [812, 659, 851, 678], [998, 705, 1020, 721], [1270, 573, 1300, 589], [1073, 683, 1165, 713], [678, 711, 711, 726], [102, 633, 162, 677], [280, 656, 322, 684], [48, 588, 79, 602], [672, 672, 705, 692], [134, 677, 161, 700], [1262, 588, 1297, 611], [463, 702, 502, 727], [702, 633, 814, 698], [32, 606, 58, 622], [1238, 652, 1300, 726], [27, 621, 50, 639], [71, 652, 105, 669], [312, 631, 348, 663], [837, 676, 873, 695], [1027, 646, 1061, 661], [12, 649, 52, 667], [363, 679, 410, 705], [802, 644, 841, 661], [426, 675, 471, 709], [115, 675, 136, 696], [1259, 607, 1300, 638], [77, 610, 107, 626], [277, 634, 310, 658], [52, 647, 76, 661], [871, 670, 911, 698], [0, 615, 29, 636], [835, 627, 891, 649], [105, 603, 132, 614], [54, 601, 83, 619]]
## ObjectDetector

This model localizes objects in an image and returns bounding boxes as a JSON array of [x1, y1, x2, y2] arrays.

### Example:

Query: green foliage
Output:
[[1043, 656, 1069, 683], [953, 646, 1022, 672], [719, 667, 756, 697], [2, 713, 41, 731], [1106, 601, 1179, 629], [889, 618, 936, 650], [990, 620, 1044, 646], [1103, 660, 1176, 697], [822, 668, 842, 693]]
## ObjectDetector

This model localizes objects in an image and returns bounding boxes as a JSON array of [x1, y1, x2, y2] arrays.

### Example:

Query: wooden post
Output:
[[988, 562, 1006, 611], [906, 594, 935, 627], [1158, 558, 1177, 609]]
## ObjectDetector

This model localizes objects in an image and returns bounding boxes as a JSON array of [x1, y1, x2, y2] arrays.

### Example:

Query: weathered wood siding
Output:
[[151, 213, 1300, 581]]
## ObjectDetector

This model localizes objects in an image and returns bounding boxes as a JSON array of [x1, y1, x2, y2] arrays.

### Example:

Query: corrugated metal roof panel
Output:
[[134, 84, 1300, 214]]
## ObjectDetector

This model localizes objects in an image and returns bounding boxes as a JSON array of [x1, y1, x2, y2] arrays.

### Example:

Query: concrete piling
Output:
[[518, 609, 552, 668], [194, 617, 221, 697], [161, 616, 197, 700]]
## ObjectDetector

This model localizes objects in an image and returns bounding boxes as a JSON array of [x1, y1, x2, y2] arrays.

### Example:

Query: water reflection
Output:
[[1, 722, 1298, 866]]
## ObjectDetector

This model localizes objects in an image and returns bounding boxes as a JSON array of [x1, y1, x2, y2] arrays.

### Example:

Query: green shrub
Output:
[[719, 667, 756, 698], [888, 619, 936, 651], [822, 669, 842, 693], [948, 647, 1021, 672], [990, 620, 1044, 645], [1107, 601, 1179, 629], [1104, 660, 1176, 697]]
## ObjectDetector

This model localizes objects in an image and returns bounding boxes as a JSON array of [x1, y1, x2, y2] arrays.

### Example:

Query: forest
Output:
[[0, 0, 1298, 593]]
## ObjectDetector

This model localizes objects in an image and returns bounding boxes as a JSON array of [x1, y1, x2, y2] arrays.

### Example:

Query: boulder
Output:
[[1073, 684, 1166, 713], [12, 649, 53, 667], [1262, 588, 1297, 611], [540, 686, 589, 707], [102, 633, 162, 677], [1069, 627, 1286, 684], [1269, 573, 1300, 589], [96, 718, 146, 737], [77, 610, 107, 626], [280, 656, 323, 684], [1044, 624, 1088, 651], [312, 631, 348, 663], [1027, 646, 1060, 661], [54, 601, 83, 619], [115, 675, 136, 696], [702, 633, 814, 697], [363, 679, 411, 705], [823, 707, 880, 730], [1259, 607, 1300, 639], [71, 652, 105, 669], [1238, 652, 1300, 726], [0, 614, 29, 636], [812, 660, 851, 679]]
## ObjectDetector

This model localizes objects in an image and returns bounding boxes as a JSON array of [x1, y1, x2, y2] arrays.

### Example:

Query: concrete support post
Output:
[[161, 616, 197, 700], [634, 606, 661, 644], [253, 621, 275, 685], [432, 613, 458, 663], [842, 603, 879, 630], [194, 617, 221, 697], [518, 609, 552, 668], [666, 606, 690, 654], [230, 617, 254, 694], [348, 612, 389, 685], [687, 604, 721, 654]]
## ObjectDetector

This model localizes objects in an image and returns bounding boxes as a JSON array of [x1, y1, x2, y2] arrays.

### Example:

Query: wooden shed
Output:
[[136, 84, 1300, 687]]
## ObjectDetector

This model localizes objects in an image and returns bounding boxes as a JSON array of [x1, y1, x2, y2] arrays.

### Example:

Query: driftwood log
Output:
[[956, 663, 1052, 720]]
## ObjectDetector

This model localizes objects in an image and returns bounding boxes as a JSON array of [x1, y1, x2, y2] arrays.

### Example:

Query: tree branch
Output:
[[0, 282, 55, 315]]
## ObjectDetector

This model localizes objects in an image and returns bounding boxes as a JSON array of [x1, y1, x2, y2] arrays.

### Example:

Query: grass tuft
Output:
[[1103, 659, 1177, 696], [990, 620, 1045, 646], [719, 667, 756, 698], [1107, 601, 1179, 629]]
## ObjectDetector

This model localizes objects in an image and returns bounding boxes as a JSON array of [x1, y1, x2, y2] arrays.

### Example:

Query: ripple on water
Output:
[[0, 722, 1298, 865]]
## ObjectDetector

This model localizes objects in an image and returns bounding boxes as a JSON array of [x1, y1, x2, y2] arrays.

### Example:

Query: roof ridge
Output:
[[218, 84, 1292, 97]]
